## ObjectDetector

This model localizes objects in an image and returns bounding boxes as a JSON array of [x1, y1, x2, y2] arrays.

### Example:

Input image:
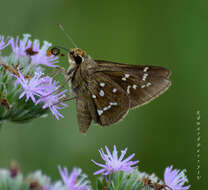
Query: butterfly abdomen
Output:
[[76, 96, 92, 133]]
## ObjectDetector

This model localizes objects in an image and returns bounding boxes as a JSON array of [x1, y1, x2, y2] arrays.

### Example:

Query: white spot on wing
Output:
[[141, 85, 145, 88], [92, 94, 96, 99], [133, 84, 137, 89], [110, 102, 118, 106], [146, 82, 151, 87], [143, 67, 149, 72], [99, 102, 118, 114], [142, 73, 148, 81], [97, 110, 103, 116], [127, 85, 131, 94], [99, 90, 104, 97], [103, 107, 109, 111], [113, 88, 117, 93], [100, 82, 105, 87], [122, 74, 130, 81], [125, 74, 130, 78]]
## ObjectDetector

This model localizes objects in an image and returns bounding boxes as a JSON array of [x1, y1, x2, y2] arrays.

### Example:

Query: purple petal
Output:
[[91, 160, 106, 168], [118, 148, 127, 162], [92, 145, 139, 176], [122, 153, 135, 163], [164, 166, 190, 190], [93, 169, 106, 175]]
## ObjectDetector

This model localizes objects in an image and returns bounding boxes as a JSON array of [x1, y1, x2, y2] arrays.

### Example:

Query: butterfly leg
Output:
[[47, 66, 67, 78], [60, 95, 77, 102], [50, 95, 76, 108]]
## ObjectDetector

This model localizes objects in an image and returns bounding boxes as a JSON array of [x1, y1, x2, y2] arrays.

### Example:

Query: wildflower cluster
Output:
[[0, 164, 91, 190], [0, 34, 68, 124], [92, 145, 190, 190], [0, 145, 190, 190]]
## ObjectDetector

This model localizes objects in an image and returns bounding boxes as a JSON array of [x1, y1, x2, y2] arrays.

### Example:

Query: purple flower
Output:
[[10, 34, 32, 57], [36, 79, 67, 120], [58, 166, 91, 190], [37, 90, 67, 120], [0, 35, 11, 50], [30, 40, 59, 67], [164, 166, 190, 190], [92, 145, 139, 175], [10, 34, 58, 67], [15, 68, 67, 119], [15, 70, 48, 103]]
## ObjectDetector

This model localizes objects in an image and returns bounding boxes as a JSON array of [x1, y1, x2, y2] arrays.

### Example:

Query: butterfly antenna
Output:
[[57, 24, 78, 48]]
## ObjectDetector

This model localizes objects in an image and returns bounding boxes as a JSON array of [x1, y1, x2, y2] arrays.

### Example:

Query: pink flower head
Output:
[[10, 34, 32, 57], [36, 78, 67, 120], [164, 166, 190, 190], [15, 70, 47, 103], [92, 145, 139, 175], [58, 166, 91, 190]]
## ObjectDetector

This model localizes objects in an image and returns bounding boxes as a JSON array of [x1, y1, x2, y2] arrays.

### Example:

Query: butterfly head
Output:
[[69, 48, 87, 65]]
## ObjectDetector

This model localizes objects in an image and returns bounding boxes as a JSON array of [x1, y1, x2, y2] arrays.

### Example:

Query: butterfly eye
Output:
[[50, 48, 60, 56], [74, 55, 83, 64]]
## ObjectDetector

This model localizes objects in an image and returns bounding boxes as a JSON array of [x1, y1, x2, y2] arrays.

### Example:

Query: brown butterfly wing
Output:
[[87, 72, 129, 126], [78, 59, 171, 129], [93, 60, 171, 109], [94, 60, 170, 78]]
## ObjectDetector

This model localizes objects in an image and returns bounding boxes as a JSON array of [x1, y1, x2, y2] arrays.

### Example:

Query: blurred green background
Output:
[[0, 0, 207, 189]]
